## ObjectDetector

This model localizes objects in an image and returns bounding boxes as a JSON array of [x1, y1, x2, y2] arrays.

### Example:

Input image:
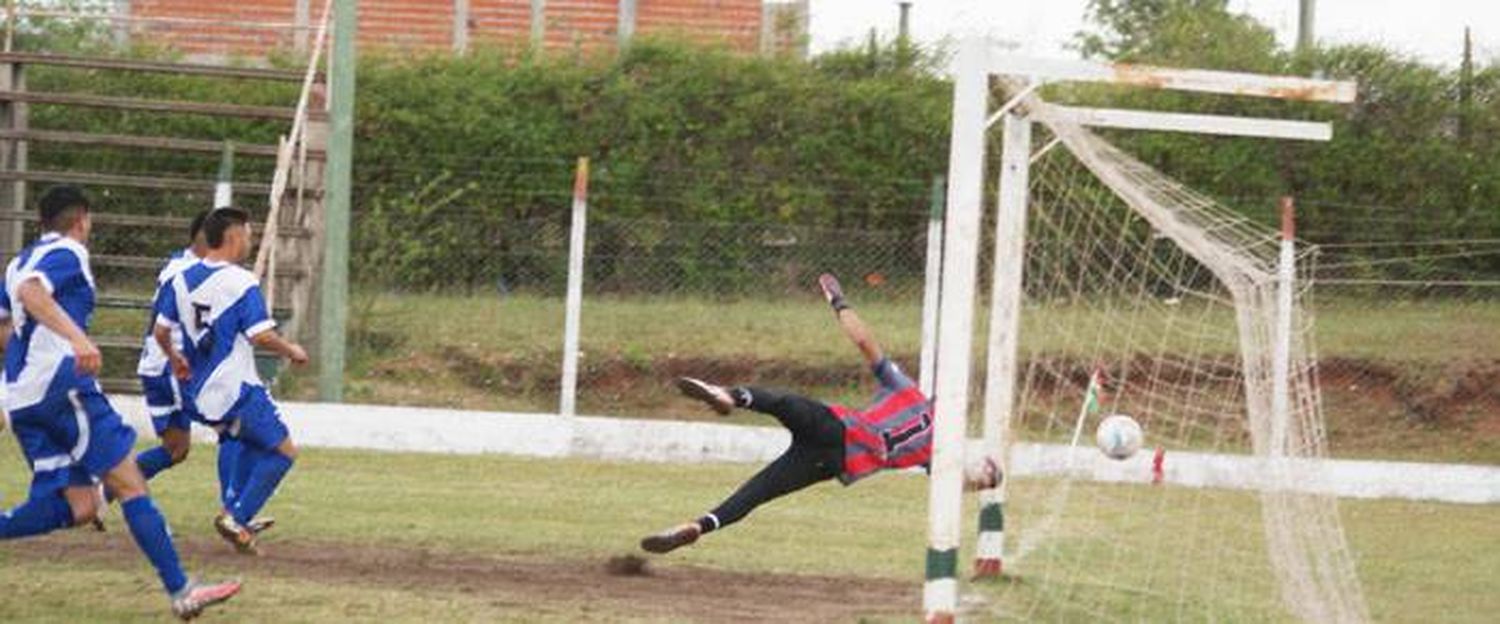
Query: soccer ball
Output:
[[1095, 414, 1143, 460], [964, 455, 1001, 491]]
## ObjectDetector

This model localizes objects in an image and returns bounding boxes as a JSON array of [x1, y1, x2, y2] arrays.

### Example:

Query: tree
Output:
[[1076, 0, 1279, 72]]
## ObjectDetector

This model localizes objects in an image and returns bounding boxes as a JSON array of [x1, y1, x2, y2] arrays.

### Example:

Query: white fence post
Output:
[[1271, 197, 1297, 457], [917, 175, 944, 398], [560, 157, 589, 418]]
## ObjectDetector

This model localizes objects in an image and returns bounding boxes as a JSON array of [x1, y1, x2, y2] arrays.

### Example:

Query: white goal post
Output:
[[923, 37, 1361, 623]]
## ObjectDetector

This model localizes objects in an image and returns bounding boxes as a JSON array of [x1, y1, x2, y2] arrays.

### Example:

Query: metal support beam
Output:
[[617, 0, 636, 49], [295, 0, 310, 53], [1039, 104, 1334, 141], [530, 0, 546, 49], [453, 0, 470, 54], [318, 0, 355, 402], [988, 55, 1356, 103], [986, 82, 1038, 130], [1, 60, 24, 258], [1297, 0, 1317, 52], [111, 0, 130, 48]]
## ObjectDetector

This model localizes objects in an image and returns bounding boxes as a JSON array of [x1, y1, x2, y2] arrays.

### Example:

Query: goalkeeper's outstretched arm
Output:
[[818, 274, 885, 367]]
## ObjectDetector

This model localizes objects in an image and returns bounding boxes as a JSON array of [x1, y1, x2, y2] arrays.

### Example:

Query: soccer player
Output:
[[0, 186, 241, 619], [640, 274, 997, 554], [153, 207, 308, 555], [129, 212, 237, 502]]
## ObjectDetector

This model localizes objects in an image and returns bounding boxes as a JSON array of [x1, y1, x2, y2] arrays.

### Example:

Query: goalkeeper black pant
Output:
[[700, 387, 844, 533]]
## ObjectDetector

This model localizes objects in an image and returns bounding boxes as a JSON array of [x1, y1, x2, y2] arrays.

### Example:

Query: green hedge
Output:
[[15, 27, 1500, 290]]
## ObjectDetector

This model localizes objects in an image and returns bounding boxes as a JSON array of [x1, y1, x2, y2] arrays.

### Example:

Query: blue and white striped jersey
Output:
[[154, 260, 274, 423], [1, 232, 97, 411], [136, 247, 198, 377]]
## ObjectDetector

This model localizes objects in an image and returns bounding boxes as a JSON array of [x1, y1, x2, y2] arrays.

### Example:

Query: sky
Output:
[[804, 0, 1498, 67]]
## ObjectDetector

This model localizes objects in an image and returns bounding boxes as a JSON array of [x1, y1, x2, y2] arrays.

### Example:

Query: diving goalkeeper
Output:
[[641, 274, 997, 554]]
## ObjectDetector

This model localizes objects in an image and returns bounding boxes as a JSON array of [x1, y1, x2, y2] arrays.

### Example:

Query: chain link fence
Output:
[[343, 156, 936, 420]]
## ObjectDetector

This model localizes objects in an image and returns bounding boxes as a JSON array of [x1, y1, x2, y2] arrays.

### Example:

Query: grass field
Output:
[[0, 443, 1495, 622]]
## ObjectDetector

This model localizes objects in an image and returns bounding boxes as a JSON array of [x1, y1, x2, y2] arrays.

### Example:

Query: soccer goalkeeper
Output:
[[641, 274, 996, 554]]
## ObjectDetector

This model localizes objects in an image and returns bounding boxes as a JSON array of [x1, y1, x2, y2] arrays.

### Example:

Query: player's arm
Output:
[[17, 278, 100, 375], [249, 329, 308, 366], [153, 323, 190, 381], [0, 277, 9, 354], [151, 281, 190, 380], [240, 284, 308, 366], [818, 273, 884, 367]]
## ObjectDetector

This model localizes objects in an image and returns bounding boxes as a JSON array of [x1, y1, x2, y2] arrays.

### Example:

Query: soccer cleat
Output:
[[640, 523, 701, 554], [246, 516, 276, 535], [170, 578, 241, 621], [213, 512, 259, 556], [675, 377, 733, 415], [817, 273, 849, 312]]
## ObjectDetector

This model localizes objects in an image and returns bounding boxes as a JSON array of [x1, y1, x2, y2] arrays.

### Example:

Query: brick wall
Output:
[[637, 0, 761, 50], [126, 0, 783, 57]]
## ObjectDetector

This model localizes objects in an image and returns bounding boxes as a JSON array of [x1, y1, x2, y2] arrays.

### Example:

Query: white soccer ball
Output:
[[1095, 414, 1143, 461]]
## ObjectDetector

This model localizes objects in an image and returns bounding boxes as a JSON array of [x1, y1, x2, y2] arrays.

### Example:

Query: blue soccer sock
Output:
[[121, 496, 188, 595], [228, 443, 258, 511], [216, 437, 243, 509], [0, 492, 73, 539], [231, 450, 293, 526], [136, 446, 176, 481]]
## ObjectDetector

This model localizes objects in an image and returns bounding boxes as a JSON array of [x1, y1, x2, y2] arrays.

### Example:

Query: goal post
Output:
[[921, 35, 989, 624], [924, 36, 1367, 622], [973, 111, 1032, 579]]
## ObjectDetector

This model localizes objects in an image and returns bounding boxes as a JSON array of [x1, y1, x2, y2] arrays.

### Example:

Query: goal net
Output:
[[970, 113, 1369, 621]]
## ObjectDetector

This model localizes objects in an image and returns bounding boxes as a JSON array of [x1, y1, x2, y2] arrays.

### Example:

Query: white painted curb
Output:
[[104, 395, 1500, 505]]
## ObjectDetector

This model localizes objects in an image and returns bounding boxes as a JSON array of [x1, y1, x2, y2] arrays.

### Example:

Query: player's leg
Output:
[[727, 386, 845, 444], [0, 475, 82, 538], [214, 389, 294, 554], [641, 442, 841, 554], [216, 431, 242, 507], [74, 386, 241, 618], [0, 405, 100, 538], [676, 378, 845, 446], [135, 373, 192, 480]]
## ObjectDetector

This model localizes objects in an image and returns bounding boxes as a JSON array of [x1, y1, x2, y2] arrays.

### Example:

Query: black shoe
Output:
[[641, 523, 702, 554]]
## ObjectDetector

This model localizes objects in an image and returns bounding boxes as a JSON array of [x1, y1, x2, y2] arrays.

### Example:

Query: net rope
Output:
[[975, 114, 1368, 622]]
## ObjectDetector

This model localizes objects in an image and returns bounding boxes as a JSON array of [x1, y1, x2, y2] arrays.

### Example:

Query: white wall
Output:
[[109, 395, 1500, 505]]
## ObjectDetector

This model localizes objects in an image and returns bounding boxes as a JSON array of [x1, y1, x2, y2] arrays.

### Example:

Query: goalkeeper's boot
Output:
[[213, 511, 259, 556], [640, 522, 701, 554], [170, 578, 242, 621], [676, 377, 734, 416]]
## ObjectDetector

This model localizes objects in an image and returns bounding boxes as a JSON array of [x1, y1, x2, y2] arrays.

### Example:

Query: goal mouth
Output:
[[973, 115, 1367, 622], [924, 39, 1368, 624]]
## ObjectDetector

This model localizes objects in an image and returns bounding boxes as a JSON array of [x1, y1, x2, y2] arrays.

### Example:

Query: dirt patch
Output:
[[8, 534, 914, 623]]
